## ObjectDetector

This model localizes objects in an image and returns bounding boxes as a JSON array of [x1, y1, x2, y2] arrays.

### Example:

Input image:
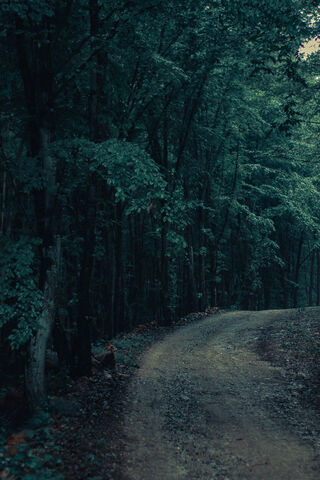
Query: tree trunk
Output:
[[309, 249, 315, 307], [72, 0, 100, 375], [114, 203, 124, 332], [316, 251, 320, 306], [25, 237, 61, 410], [0, 142, 7, 235], [110, 231, 116, 337], [282, 273, 289, 309], [25, 124, 58, 409], [89, 0, 99, 141], [15, 17, 59, 408], [75, 183, 96, 377], [159, 221, 170, 325], [293, 231, 304, 308], [187, 235, 198, 312], [263, 270, 271, 310]]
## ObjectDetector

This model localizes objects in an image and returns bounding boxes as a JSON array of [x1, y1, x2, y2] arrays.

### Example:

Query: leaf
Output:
[[5, 431, 27, 456], [0, 470, 15, 480]]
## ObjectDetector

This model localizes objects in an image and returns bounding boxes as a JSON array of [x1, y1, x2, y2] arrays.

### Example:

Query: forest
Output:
[[1, 0, 320, 414]]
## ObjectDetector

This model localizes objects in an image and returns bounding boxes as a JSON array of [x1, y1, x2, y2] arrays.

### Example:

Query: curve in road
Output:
[[122, 310, 320, 480]]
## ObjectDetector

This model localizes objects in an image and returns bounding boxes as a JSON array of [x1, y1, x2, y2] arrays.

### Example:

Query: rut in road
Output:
[[121, 310, 320, 480]]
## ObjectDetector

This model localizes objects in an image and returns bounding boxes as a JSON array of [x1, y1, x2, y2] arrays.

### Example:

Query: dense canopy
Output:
[[1, 0, 320, 409]]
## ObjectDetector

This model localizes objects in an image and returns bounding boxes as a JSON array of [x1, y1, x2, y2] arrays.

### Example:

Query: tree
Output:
[[1, 0, 320, 410]]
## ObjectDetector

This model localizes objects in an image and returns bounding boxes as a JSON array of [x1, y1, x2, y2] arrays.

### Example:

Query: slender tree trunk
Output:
[[293, 231, 304, 308], [309, 250, 315, 307], [278, 227, 291, 309], [0, 145, 7, 235], [263, 270, 271, 310], [199, 252, 207, 310], [187, 226, 198, 312], [72, 0, 100, 375], [316, 251, 320, 306], [159, 220, 170, 325], [0, 119, 12, 234], [89, 0, 99, 141], [110, 230, 116, 337], [75, 182, 97, 376], [282, 269, 289, 309], [198, 198, 207, 310], [26, 125, 58, 406], [114, 203, 124, 332]]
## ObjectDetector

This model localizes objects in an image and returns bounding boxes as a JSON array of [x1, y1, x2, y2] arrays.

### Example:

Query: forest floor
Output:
[[1, 308, 320, 479]]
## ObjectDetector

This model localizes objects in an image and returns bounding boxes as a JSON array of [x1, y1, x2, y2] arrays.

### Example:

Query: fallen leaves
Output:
[[1, 310, 210, 480], [0, 469, 15, 480], [5, 430, 27, 456]]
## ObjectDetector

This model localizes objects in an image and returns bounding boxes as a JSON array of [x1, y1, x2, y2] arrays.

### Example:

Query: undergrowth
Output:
[[1, 312, 209, 479], [0, 406, 63, 480]]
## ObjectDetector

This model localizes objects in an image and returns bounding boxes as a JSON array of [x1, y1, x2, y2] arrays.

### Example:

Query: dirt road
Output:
[[121, 310, 320, 479]]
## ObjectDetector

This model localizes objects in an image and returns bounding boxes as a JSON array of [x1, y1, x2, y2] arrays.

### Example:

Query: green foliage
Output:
[[0, 406, 62, 480], [51, 138, 166, 213], [94, 139, 167, 210], [0, 237, 43, 349], [1, 0, 320, 416]]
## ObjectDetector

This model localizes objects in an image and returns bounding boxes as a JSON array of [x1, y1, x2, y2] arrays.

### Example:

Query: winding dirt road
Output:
[[121, 311, 320, 479]]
